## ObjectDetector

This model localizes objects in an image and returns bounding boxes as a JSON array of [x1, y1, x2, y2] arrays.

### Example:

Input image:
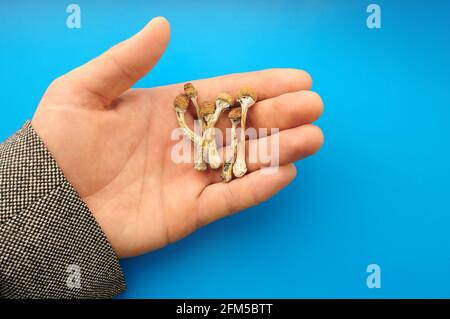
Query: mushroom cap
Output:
[[184, 82, 198, 98], [228, 107, 242, 120], [199, 101, 215, 116], [216, 92, 234, 106], [173, 94, 190, 110], [237, 87, 257, 102]]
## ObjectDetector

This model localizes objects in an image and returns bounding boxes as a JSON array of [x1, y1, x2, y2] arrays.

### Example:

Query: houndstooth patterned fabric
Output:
[[0, 121, 126, 298]]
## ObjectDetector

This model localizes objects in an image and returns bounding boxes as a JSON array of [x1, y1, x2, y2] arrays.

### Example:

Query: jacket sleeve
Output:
[[0, 121, 126, 298]]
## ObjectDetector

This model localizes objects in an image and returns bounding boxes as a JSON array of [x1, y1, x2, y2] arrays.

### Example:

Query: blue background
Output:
[[1, 0, 449, 298]]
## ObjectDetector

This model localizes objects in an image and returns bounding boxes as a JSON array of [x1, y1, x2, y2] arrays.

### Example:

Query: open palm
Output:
[[32, 17, 323, 258]]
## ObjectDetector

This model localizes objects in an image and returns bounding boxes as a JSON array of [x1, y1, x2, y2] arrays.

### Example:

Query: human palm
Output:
[[31, 17, 323, 258]]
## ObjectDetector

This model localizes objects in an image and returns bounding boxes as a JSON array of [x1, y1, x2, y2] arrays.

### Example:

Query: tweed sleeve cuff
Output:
[[0, 121, 126, 298]]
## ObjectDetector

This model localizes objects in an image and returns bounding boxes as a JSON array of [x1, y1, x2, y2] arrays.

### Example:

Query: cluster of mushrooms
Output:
[[173, 83, 257, 182]]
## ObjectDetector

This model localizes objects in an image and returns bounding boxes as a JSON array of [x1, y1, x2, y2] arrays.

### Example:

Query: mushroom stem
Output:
[[175, 108, 201, 145], [191, 112, 207, 171], [221, 118, 239, 182], [201, 94, 233, 170], [194, 138, 207, 171], [233, 89, 256, 177], [203, 104, 227, 169], [191, 97, 206, 131], [233, 103, 249, 177], [174, 92, 205, 171], [184, 83, 206, 132], [202, 114, 222, 169]]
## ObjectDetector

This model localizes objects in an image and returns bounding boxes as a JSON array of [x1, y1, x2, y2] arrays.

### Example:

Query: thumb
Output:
[[61, 17, 170, 107]]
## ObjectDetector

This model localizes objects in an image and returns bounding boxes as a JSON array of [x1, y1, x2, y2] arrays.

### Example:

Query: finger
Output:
[[245, 123, 323, 171], [197, 68, 312, 101], [214, 90, 323, 142], [167, 68, 312, 110], [198, 164, 297, 226], [57, 17, 170, 108], [209, 124, 323, 183]]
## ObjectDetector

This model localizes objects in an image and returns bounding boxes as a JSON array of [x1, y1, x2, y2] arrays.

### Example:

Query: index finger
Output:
[[162, 68, 312, 104]]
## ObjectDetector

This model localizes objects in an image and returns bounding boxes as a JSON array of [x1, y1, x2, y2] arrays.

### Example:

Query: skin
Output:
[[31, 17, 324, 258]]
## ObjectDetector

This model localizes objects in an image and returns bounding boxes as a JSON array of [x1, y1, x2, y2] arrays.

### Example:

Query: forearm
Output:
[[0, 121, 125, 298]]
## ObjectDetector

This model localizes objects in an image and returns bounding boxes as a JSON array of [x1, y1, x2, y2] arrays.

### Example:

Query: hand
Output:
[[32, 17, 324, 258]]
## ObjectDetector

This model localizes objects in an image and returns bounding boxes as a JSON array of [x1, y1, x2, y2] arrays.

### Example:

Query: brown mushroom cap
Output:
[[228, 107, 242, 120], [217, 93, 234, 106], [184, 82, 198, 98], [173, 94, 190, 110], [199, 101, 215, 117], [237, 87, 257, 102]]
